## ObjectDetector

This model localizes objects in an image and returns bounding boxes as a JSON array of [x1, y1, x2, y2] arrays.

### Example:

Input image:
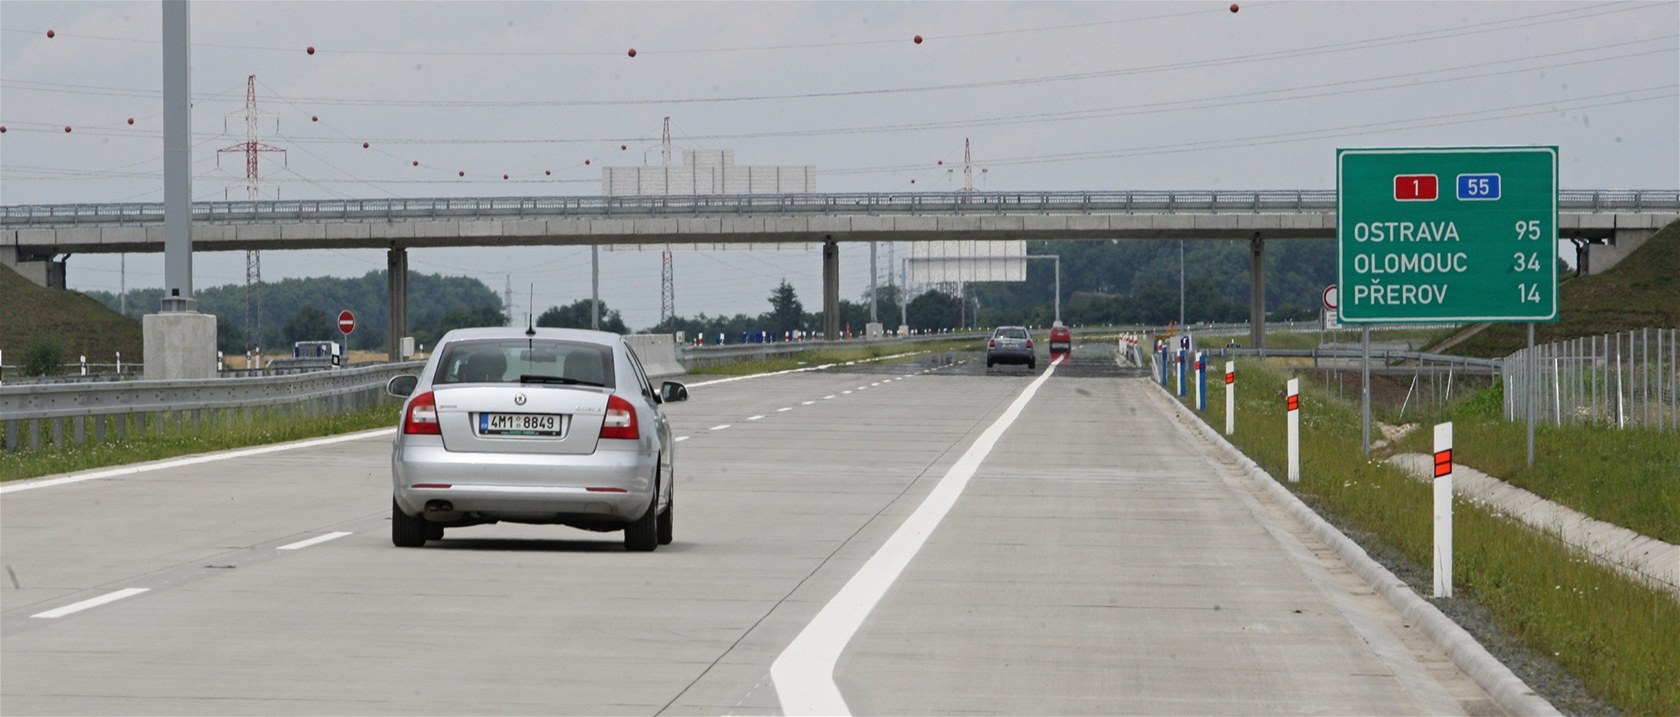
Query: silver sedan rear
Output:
[[386, 327, 687, 551]]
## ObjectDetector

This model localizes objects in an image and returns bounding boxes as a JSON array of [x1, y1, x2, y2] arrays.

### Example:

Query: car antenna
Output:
[[526, 283, 536, 339]]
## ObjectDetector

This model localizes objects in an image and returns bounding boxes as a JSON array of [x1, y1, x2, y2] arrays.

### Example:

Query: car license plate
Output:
[[478, 412, 563, 436]]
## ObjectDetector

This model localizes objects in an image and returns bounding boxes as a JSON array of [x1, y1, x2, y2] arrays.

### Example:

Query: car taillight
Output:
[[600, 393, 639, 440], [403, 391, 441, 435], [988, 339, 996, 349], [1026, 339, 1034, 349]]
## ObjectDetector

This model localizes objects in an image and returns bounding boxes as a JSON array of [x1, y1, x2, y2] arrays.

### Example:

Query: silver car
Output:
[[985, 326, 1036, 370], [385, 326, 687, 551]]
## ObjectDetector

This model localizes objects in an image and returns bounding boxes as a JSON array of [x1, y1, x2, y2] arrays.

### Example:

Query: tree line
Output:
[[82, 238, 1337, 355]]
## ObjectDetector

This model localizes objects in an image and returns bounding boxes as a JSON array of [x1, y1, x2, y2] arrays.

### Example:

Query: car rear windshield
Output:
[[996, 328, 1029, 340], [433, 339, 616, 388]]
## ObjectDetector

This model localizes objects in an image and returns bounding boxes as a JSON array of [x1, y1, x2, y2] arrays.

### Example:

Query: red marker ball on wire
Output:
[[503, 174, 509, 180], [913, 34, 922, 44], [127, 117, 135, 125], [1230, 3, 1239, 12], [620, 144, 627, 150], [412, 160, 419, 167], [1, 126, 8, 134], [627, 48, 636, 58], [64, 126, 73, 133], [311, 115, 319, 122], [458, 171, 465, 177], [362, 142, 369, 149], [545, 170, 551, 176], [306, 46, 315, 55], [584, 159, 591, 166], [47, 29, 56, 38]]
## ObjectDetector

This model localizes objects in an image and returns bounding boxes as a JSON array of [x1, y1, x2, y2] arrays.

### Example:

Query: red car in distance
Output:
[[1048, 325, 1072, 360]]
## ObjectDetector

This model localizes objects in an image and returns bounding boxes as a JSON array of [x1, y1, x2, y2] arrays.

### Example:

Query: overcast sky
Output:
[[3, 1, 1676, 330]]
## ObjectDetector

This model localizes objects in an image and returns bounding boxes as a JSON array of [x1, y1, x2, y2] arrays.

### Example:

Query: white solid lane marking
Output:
[[747, 415, 765, 421], [777, 407, 793, 412], [772, 358, 1060, 716], [675, 436, 690, 442], [710, 424, 732, 431], [31, 588, 150, 619], [276, 531, 353, 551], [0, 428, 396, 496]]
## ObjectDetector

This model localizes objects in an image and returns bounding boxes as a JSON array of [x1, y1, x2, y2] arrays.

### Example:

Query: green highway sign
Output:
[[1337, 146, 1558, 323]]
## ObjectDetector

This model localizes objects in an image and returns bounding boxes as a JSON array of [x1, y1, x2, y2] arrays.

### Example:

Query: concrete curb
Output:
[[1389, 453, 1680, 598], [1148, 388, 1562, 717]]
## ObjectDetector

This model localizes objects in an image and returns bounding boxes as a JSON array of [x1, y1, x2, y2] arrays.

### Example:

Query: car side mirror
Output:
[[387, 374, 419, 398], [659, 381, 688, 404]]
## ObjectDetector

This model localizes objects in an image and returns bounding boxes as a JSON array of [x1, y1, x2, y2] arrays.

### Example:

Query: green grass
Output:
[[0, 263, 143, 368], [1389, 383, 1680, 544], [1181, 360, 1680, 716], [685, 339, 983, 376], [1, 403, 400, 483]]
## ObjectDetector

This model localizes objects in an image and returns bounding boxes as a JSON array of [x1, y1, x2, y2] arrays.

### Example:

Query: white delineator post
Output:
[[1286, 378, 1300, 482], [1433, 422, 1454, 598], [1225, 362, 1235, 435]]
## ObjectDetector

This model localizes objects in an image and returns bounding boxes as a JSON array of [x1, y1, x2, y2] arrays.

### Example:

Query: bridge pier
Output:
[[387, 246, 408, 361], [1249, 234, 1265, 349], [822, 238, 839, 340]]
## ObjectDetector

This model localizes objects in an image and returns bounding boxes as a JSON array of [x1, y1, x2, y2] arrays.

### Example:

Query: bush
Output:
[[21, 337, 64, 376]]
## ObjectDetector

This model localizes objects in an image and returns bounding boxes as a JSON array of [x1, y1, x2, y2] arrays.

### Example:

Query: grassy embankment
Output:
[[1174, 359, 1678, 715], [0, 263, 143, 366], [1, 404, 398, 483]]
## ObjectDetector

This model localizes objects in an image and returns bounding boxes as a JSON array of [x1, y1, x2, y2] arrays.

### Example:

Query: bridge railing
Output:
[[6, 189, 1676, 227]]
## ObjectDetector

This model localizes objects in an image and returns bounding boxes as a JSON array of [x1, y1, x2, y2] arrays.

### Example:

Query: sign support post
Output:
[[1362, 327, 1371, 456], [1286, 378, 1300, 482], [1433, 422, 1454, 598], [1526, 323, 1536, 468]]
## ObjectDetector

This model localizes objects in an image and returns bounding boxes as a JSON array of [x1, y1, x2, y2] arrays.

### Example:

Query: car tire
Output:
[[426, 522, 445, 541], [624, 480, 659, 552], [986, 359, 994, 368], [657, 500, 674, 546], [1029, 361, 1037, 370], [392, 499, 428, 548]]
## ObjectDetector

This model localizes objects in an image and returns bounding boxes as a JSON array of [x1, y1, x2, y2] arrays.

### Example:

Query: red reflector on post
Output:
[[1225, 372, 1234, 385], [1287, 395, 1299, 411], [1433, 449, 1452, 477]]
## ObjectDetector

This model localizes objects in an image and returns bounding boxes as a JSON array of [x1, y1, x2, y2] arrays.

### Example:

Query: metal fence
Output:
[[0, 362, 419, 452], [1503, 328, 1679, 431]]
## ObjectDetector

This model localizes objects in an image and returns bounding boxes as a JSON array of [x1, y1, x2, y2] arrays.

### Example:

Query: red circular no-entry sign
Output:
[[338, 310, 356, 335]]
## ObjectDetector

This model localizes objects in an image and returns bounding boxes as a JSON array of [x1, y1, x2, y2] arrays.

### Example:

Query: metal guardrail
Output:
[[5, 189, 1677, 227], [0, 362, 420, 452], [678, 332, 990, 369], [1199, 347, 1502, 374]]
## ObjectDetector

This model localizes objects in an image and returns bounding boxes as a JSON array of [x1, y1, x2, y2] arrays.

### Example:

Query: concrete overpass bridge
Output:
[[5, 189, 1675, 353]]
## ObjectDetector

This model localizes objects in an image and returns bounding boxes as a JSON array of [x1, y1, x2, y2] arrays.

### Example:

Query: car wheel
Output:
[[392, 499, 428, 548], [986, 359, 994, 368], [1029, 361, 1037, 370], [426, 522, 445, 541], [624, 480, 659, 552]]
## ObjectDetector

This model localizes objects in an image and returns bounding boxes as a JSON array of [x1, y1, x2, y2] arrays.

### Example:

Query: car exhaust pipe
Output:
[[425, 500, 454, 513]]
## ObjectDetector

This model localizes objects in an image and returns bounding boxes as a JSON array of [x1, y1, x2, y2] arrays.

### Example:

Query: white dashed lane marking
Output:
[[710, 424, 732, 431], [276, 532, 352, 551], [31, 588, 150, 619]]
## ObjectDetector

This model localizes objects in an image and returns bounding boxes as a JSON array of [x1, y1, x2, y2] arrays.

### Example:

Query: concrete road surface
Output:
[[1, 345, 1501, 715]]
